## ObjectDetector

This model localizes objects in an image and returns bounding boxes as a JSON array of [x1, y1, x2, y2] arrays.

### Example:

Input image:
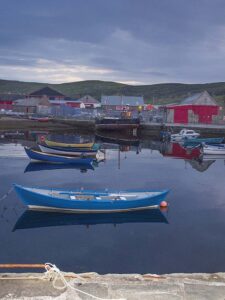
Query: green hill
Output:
[[1, 79, 225, 105]]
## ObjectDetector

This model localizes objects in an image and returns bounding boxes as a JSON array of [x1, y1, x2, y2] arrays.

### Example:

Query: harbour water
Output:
[[0, 131, 225, 274]]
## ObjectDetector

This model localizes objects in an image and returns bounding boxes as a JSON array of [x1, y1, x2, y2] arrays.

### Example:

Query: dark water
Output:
[[0, 131, 225, 274]]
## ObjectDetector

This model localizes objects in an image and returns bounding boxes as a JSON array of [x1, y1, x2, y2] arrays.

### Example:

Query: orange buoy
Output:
[[160, 201, 168, 208]]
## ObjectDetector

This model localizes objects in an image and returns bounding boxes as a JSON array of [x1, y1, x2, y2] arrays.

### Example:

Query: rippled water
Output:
[[0, 131, 225, 274]]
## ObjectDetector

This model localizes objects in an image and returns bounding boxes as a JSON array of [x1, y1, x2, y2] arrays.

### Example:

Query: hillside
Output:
[[1, 79, 225, 105]]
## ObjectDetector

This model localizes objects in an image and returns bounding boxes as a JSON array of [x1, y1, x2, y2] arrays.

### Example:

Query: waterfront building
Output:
[[12, 97, 51, 114], [164, 91, 219, 124], [77, 95, 100, 108], [101, 95, 144, 111], [28, 86, 68, 100], [0, 100, 13, 110]]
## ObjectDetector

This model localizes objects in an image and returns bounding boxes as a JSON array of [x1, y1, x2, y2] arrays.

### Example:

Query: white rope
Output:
[[0, 186, 14, 202], [44, 263, 126, 300]]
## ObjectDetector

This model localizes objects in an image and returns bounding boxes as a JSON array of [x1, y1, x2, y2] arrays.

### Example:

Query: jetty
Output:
[[1, 270, 225, 299]]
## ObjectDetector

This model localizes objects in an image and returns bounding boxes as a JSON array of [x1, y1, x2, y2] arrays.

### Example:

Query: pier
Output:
[[1, 271, 225, 299]]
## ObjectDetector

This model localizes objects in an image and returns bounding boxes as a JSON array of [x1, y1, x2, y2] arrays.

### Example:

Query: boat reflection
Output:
[[186, 159, 215, 172], [24, 162, 95, 173], [160, 142, 201, 160], [95, 132, 140, 147], [159, 142, 216, 172], [13, 209, 168, 231]]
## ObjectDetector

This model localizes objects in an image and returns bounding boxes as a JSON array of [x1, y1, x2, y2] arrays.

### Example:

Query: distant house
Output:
[[28, 86, 68, 100], [13, 97, 51, 114], [165, 91, 219, 124], [0, 100, 13, 110], [78, 95, 100, 108], [101, 95, 144, 111]]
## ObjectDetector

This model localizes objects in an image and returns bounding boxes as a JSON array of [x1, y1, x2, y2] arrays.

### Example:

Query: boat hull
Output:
[[24, 147, 93, 164], [183, 137, 224, 147], [171, 134, 200, 141], [95, 118, 140, 131], [38, 144, 97, 157], [202, 144, 225, 155], [45, 140, 94, 148], [96, 124, 139, 131], [14, 185, 169, 213]]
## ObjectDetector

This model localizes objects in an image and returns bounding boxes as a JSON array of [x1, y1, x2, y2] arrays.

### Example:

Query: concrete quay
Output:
[[140, 122, 225, 137], [1, 272, 225, 299]]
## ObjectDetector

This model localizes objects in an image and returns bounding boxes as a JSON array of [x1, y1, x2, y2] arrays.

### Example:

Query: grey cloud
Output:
[[0, 0, 225, 83]]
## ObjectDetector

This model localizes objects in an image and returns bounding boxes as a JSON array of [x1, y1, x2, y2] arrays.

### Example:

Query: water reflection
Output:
[[1, 130, 224, 173], [24, 162, 95, 173], [2, 130, 225, 274], [13, 209, 168, 231]]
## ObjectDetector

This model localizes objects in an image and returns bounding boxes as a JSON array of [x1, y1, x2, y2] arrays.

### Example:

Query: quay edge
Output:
[[1, 272, 225, 299], [1, 116, 225, 138], [140, 122, 225, 138]]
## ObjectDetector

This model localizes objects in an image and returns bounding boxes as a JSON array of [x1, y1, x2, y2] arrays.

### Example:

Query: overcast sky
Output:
[[0, 0, 225, 84]]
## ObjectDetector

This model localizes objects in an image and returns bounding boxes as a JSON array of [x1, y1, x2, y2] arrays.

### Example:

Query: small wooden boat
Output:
[[13, 209, 168, 230], [183, 137, 224, 147], [45, 139, 94, 148], [95, 133, 140, 147], [38, 144, 99, 157], [14, 185, 169, 213], [202, 143, 225, 155], [24, 147, 93, 165], [95, 117, 140, 131]]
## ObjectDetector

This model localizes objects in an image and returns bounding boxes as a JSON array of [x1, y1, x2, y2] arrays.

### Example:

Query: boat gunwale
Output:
[[14, 184, 169, 203]]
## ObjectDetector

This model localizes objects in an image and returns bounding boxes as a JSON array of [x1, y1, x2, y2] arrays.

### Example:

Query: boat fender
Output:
[[160, 201, 168, 208]]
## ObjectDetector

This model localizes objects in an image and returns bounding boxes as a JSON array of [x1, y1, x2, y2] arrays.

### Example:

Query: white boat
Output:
[[202, 144, 225, 155], [171, 129, 200, 141], [38, 144, 97, 157], [202, 154, 225, 160]]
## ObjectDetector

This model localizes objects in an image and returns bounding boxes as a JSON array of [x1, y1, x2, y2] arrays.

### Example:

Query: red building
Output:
[[0, 100, 13, 110], [165, 91, 219, 124]]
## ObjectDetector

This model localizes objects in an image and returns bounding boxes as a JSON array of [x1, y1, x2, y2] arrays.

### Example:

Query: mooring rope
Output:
[[44, 263, 126, 300], [0, 186, 14, 202]]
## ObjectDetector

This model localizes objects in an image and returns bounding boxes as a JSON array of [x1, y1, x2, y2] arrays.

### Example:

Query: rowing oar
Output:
[[0, 264, 45, 269]]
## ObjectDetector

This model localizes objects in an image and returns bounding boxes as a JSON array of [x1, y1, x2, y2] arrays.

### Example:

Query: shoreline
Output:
[[1, 271, 225, 299], [1, 117, 225, 137]]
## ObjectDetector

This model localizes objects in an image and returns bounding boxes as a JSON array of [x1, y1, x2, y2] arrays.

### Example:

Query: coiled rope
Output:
[[44, 263, 126, 300]]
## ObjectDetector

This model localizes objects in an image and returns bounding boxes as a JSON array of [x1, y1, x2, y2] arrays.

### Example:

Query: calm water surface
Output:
[[0, 131, 225, 274]]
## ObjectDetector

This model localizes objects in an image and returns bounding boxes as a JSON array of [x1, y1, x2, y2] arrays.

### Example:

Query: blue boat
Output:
[[183, 137, 224, 147], [24, 147, 93, 164], [38, 144, 99, 157], [13, 209, 168, 231], [14, 184, 169, 213]]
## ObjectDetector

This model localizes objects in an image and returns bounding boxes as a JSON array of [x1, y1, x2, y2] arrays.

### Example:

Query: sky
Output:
[[0, 0, 225, 85]]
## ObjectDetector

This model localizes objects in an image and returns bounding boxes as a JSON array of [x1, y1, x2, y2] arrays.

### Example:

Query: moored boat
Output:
[[202, 143, 225, 155], [45, 139, 94, 148], [38, 143, 99, 157], [95, 117, 140, 131], [14, 185, 169, 213], [183, 137, 224, 147], [24, 147, 93, 164], [171, 129, 200, 141]]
